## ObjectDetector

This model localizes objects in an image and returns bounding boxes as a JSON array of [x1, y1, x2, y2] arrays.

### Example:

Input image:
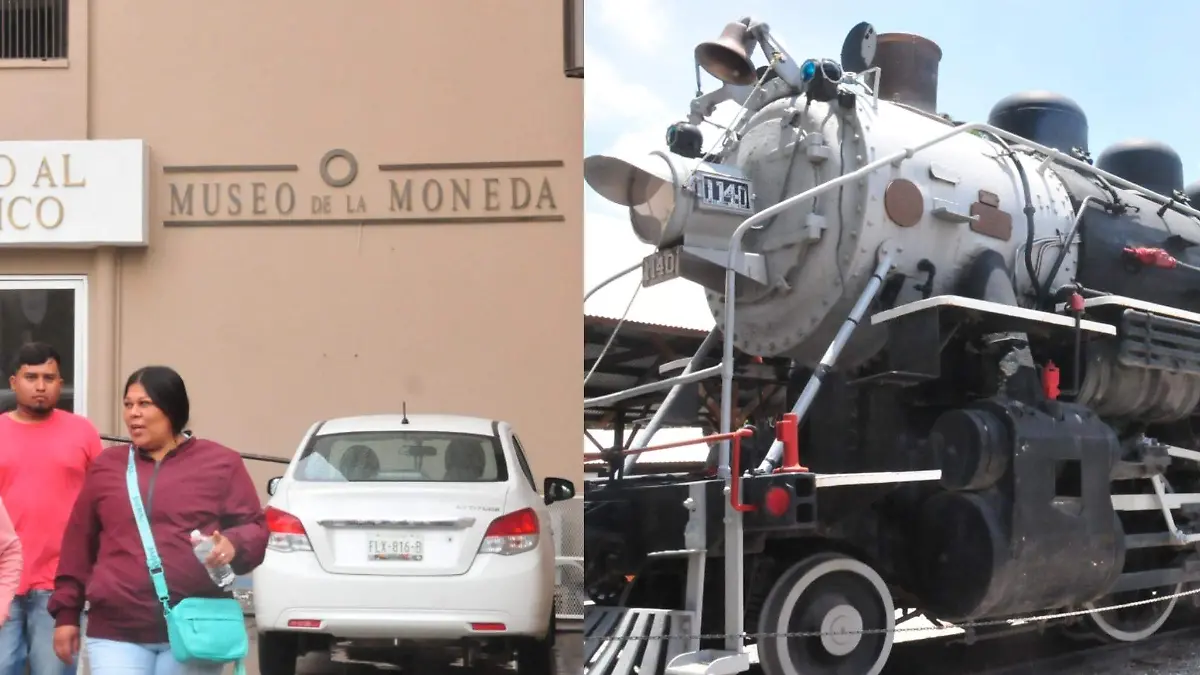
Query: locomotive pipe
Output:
[[1005, 140, 1043, 304], [756, 251, 896, 472], [584, 260, 642, 302], [1033, 142, 1200, 220], [583, 364, 722, 409], [623, 326, 720, 473], [978, 129, 1045, 304], [1042, 196, 1102, 298]]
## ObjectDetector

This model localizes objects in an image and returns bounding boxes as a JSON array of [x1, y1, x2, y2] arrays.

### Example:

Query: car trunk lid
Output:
[[285, 481, 511, 576]]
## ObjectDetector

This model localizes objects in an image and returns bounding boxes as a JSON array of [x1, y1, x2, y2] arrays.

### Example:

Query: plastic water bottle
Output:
[[191, 530, 236, 589]]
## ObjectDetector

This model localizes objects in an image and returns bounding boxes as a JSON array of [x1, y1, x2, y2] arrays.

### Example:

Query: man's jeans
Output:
[[0, 590, 75, 675]]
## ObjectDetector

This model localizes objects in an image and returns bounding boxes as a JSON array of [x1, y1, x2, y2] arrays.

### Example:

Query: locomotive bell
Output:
[[695, 21, 758, 86]]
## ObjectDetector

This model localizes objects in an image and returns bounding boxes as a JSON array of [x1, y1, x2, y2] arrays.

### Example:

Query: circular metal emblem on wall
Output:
[[319, 149, 359, 188]]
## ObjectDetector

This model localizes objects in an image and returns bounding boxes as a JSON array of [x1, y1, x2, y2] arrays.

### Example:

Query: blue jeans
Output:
[[0, 590, 73, 675], [86, 639, 226, 675]]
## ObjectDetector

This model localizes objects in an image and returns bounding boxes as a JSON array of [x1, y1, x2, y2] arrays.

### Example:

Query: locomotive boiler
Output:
[[583, 15, 1200, 675]]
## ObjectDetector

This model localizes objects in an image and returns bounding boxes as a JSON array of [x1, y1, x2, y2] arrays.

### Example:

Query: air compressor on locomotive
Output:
[[582, 14, 1200, 675]]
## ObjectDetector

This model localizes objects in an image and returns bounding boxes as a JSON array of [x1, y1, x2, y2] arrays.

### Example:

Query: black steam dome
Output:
[[1186, 180, 1200, 206], [1095, 139, 1184, 198], [987, 91, 1089, 156]]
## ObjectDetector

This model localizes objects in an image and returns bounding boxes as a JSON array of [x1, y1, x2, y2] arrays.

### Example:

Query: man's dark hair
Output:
[[9, 342, 62, 378], [124, 365, 190, 435]]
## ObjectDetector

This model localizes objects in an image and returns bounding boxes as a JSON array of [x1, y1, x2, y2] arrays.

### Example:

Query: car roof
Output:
[[314, 414, 500, 436]]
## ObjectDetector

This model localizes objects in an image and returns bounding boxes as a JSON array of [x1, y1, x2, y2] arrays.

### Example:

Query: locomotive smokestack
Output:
[[874, 33, 942, 115]]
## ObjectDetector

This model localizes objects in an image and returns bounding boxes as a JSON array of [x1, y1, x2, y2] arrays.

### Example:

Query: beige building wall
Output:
[[0, 0, 583, 496]]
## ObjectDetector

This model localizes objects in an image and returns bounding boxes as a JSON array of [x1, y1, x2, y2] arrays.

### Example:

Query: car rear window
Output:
[[293, 431, 509, 483]]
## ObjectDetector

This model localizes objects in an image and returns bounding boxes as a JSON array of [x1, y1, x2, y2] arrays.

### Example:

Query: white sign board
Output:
[[0, 139, 149, 247]]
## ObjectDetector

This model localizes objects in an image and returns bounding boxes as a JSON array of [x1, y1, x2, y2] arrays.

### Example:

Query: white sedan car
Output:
[[251, 413, 576, 674]]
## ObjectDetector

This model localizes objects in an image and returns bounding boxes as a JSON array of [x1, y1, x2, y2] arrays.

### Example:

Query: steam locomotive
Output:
[[583, 15, 1200, 675]]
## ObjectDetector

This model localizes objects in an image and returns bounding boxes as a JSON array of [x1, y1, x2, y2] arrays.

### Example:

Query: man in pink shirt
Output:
[[0, 343, 102, 675]]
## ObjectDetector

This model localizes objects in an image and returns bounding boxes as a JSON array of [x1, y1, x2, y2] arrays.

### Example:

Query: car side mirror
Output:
[[266, 476, 282, 496], [543, 476, 576, 505]]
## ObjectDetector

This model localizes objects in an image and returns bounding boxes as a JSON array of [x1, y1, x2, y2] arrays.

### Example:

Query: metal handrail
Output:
[[585, 428, 756, 511], [623, 326, 720, 474], [101, 434, 290, 465]]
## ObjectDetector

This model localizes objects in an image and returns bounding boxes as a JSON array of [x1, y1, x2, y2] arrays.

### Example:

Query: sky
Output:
[[582, 0, 1200, 462]]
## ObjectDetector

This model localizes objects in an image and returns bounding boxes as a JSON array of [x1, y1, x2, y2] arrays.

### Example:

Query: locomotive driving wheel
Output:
[[756, 552, 895, 675], [1078, 583, 1182, 642]]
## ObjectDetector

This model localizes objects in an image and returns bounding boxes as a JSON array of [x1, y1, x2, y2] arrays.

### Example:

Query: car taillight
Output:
[[478, 507, 539, 555], [266, 506, 313, 552]]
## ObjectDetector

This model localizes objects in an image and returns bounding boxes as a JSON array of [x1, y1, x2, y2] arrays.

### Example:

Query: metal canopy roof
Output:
[[583, 314, 791, 434]]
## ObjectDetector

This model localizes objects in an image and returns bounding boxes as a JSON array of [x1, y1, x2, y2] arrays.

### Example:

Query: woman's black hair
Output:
[[124, 366, 190, 435]]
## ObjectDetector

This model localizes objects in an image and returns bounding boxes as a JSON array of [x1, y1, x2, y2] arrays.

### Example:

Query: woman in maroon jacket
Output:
[[46, 366, 269, 675]]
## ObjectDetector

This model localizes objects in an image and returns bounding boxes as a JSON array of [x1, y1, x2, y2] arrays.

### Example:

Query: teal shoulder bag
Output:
[[125, 447, 248, 675]]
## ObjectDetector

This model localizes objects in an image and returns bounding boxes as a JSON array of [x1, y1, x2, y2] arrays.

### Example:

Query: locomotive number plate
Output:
[[694, 171, 753, 215], [642, 247, 682, 288]]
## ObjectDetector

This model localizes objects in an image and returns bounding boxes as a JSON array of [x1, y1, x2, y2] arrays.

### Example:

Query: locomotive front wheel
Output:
[[756, 552, 895, 675], [1081, 583, 1182, 642]]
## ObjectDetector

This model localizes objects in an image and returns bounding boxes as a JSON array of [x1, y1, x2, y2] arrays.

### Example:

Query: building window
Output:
[[0, 0, 69, 61], [0, 285, 81, 415], [564, 0, 582, 78]]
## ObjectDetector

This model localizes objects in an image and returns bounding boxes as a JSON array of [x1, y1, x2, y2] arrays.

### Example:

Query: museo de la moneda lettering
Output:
[[0, 154, 87, 231], [163, 150, 564, 226], [386, 175, 556, 214]]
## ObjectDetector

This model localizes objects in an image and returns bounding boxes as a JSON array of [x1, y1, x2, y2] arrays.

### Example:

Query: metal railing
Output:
[[585, 429, 756, 511], [551, 495, 585, 625], [101, 434, 289, 465]]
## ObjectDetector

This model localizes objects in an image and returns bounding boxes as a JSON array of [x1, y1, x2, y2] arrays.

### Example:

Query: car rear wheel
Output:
[[515, 613, 556, 674], [258, 631, 301, 675], [515, 637, 554, 674]]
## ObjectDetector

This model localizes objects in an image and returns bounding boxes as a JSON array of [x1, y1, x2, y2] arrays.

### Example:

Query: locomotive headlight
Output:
[[583, 151, 689, 248]]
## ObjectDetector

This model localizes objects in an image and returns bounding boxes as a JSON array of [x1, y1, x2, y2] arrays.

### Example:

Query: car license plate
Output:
[[367, 534, 425, 561], [694, 171, 752, 214], [642, 247, 682, 288]]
